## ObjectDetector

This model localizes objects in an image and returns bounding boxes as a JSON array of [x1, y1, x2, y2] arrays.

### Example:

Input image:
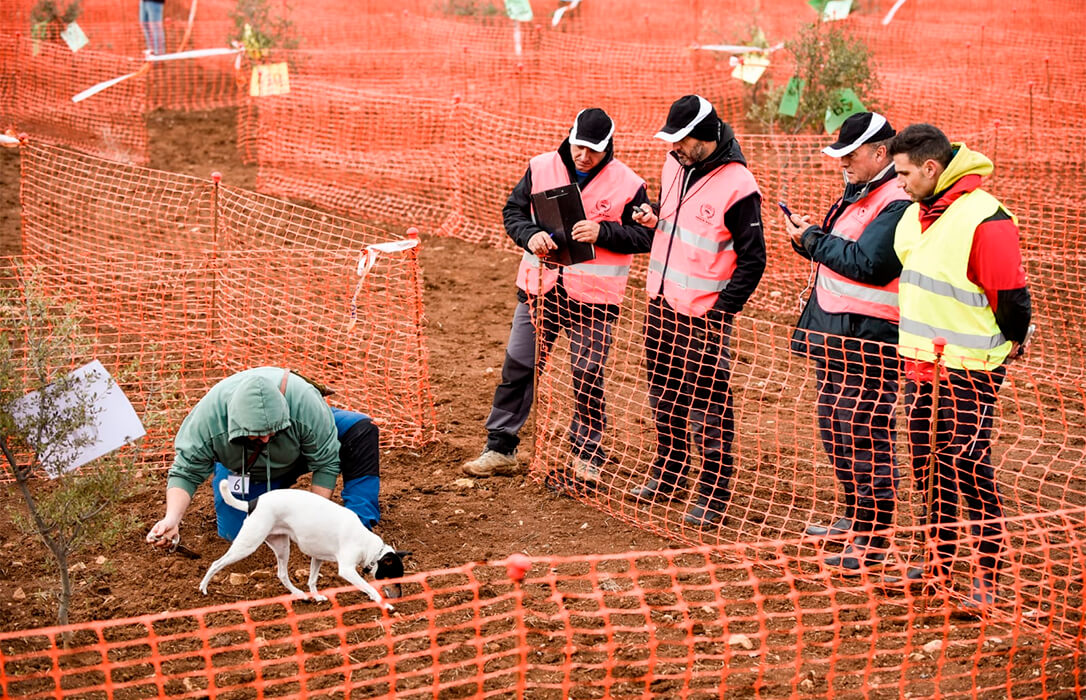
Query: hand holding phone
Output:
[[778, 201, 794, 219]]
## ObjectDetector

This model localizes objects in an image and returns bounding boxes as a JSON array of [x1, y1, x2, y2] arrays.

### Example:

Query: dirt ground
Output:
[[0, 108, 681, 632]]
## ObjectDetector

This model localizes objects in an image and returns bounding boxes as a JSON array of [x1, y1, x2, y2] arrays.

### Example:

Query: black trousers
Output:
[[905, 366, 1006, 574], [644, 296, 734, 500], [814, 356, 899, 532], [485, 284, 616, 465]]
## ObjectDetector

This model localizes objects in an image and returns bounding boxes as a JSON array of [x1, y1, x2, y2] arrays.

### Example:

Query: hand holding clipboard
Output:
[[530, 184, 597, 266]]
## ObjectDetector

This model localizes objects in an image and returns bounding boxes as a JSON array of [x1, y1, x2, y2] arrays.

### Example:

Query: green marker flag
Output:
[[807, 0, 829, 13], [505, 0, 533, 21], [824, 88, 865, 134], [778, 77, 805, 117]]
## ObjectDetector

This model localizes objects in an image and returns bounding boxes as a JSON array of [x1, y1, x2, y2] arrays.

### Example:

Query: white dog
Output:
[[199, 480, 405, 608]]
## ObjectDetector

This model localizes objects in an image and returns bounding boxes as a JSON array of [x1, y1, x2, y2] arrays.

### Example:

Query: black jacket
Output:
[[503, 138, 654, 302], [790, 167, 911, 368], [657, 122, 766, 317]]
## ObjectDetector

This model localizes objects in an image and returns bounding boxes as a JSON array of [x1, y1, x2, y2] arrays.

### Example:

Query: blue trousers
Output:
[[139, 0, 165, 55], [213, 408, 381, 540]]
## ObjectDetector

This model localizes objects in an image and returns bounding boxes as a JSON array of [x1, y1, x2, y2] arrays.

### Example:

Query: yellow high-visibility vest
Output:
[[894, 188, 1014, 370]]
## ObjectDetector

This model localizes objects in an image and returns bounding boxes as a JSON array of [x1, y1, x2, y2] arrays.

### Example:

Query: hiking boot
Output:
[[683, 493, 727, 528], [462, 449, 518, 477], [629, 478, 673, 502], [824, 535, 889, 574], [958, 571, 997, 614], [805, 515, 853, 538], [571, 458, 600, 484]]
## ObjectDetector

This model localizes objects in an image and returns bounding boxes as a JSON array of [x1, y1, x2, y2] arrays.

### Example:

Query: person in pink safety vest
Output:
[[462, 108, 654, 487], [782, 112, 912, 573], [630, 95, 766, 528]]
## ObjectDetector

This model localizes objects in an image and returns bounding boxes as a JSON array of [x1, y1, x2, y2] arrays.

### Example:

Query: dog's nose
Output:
[[381, 583, 402, 600]]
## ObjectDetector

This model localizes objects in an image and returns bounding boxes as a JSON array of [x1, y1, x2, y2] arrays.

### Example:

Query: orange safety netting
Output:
[[13, 140, 435, 454], [0, 514, 1083, 698]]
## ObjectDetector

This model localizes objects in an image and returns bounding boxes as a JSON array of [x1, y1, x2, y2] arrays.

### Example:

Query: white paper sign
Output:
[[60, 22, 89, 52], [822, 0, 853, 21], [8, 360, 146, 478]]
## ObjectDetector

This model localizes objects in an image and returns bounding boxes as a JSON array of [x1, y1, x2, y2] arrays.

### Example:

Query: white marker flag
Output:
[[8, 360, 146, 478]]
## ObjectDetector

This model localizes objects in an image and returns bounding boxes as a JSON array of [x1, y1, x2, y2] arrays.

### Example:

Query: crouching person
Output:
[[146, 366, 382, 546]]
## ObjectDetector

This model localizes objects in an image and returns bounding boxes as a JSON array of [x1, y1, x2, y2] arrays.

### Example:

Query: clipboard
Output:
[[530, 184, 596, 266]]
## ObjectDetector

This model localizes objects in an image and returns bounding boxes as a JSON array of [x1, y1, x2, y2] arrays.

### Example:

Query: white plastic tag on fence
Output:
[[821, 0, 852, 21], [60, 22, 89, 52], [368, 238, 420, 254], [882, 0, 908, 24], [693, 42, 784, 54], [72, 68, 145, 103], [505, 0, 533, 22], [144, 47, 243, 62], [72, 47, 242, 103], [552, 0, 582, 26], [0, 133, 19, 147]]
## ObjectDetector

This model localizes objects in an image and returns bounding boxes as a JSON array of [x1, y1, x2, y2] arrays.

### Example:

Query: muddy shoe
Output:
[[462, 449, 518, 477], [571, 458, 601, 484], [824, 535, 888, 574]]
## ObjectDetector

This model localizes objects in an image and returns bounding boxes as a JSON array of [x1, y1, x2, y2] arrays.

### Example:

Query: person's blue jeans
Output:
[[212, 407, 382, 540], [139, 0, 165, 55]]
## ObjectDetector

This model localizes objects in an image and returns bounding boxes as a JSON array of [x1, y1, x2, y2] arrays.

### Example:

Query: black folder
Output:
[[530, 184, 596, 266]]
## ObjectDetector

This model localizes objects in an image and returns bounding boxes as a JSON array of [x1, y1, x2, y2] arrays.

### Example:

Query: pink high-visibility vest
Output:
[[515, 151, 645, 304], [646, 156, 759, 317], [814, 178, 910, 321]]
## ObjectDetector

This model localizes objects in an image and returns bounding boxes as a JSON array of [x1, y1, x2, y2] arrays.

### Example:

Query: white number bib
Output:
[[225, 474, 250, 496]]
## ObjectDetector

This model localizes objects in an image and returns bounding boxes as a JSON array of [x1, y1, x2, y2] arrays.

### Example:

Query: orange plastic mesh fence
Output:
[[14, 140, 435, 454], [5, 1, 1084, 167], [1, 513, 1083, 698], [0, 34, 149, 163]]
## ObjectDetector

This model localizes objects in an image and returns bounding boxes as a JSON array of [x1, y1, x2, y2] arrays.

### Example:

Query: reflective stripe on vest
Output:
[[814, 179, 909, 321], [894, 188, 1013, 369], [515, 151, 644, 304], [646, 157, 758, 317]]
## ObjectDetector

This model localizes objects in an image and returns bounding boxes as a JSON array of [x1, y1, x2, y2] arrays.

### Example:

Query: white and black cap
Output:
[[568, 108, 615, 152], [655, 94, 719, 143], [822, 112, 896, 157]]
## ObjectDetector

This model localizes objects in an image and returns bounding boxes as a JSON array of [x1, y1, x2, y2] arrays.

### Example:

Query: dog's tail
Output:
[[218, 478, 250, 512]]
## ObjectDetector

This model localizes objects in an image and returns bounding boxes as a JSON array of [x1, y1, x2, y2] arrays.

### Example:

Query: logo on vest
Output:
[[595, 199, 612, 217], [696, 204, 716, 224]]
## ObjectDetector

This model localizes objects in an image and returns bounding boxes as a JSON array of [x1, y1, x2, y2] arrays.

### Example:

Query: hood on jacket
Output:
[[934, 142, 992, 194], [226, 375, 292, 442]]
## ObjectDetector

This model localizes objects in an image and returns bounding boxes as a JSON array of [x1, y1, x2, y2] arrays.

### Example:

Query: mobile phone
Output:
[[778, 201, 794, 218]]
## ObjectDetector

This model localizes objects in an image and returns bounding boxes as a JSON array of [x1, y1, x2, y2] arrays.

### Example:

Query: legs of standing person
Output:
[[905, 377, 953, 579], [687, 313, 734, 525], [848, 350, 900, 536], [947, 368, 1006, 604], [637, 297, 692, 497], [332, 408, 381, 530], [139, 1, 165, 56], [212, 462, 304, 541], [905, 367, 1006, 585], [465, 291, 561, 476], [811, 360, 857, 534], [566, 298, 616, 468]]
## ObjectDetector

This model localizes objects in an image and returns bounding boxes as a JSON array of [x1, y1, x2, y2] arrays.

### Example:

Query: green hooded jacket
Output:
[[166, 367, 341, 496]]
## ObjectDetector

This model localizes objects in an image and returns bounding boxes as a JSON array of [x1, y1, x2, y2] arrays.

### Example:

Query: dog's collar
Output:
[[364, 543, 396, 576]]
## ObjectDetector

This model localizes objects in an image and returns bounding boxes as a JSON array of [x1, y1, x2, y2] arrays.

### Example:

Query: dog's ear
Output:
[[394, 550, 412, 559], [375, 551, 405, 581]]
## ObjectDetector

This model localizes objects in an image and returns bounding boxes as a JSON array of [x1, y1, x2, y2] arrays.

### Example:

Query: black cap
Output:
[[822, 112, 896, 157], [655, 94, 720, 143], [568, 108, 614, 152]]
